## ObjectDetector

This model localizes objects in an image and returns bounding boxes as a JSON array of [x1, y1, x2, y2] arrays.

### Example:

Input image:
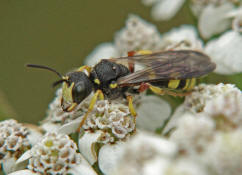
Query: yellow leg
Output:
[[148, 84, 191, 97], [77, 65, 92, 73], [127, 95, 137, 117], [137, 50, 152, 55], [148, 84, 165, 95], [77, 90, 104, 132], [163, 90, 192, 97]]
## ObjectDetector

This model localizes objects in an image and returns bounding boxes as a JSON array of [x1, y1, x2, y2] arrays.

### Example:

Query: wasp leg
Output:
[[163, 90, 192, 97], [127, 95, 137, 125], [147, 83, 192, 97], [147, 84, 165, 95], [138, 82, 150, 93], [77, 90, 104, 132], [77, 65, 92, 73]]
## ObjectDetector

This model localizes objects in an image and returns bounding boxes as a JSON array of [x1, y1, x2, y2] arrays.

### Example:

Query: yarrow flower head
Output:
[[204, 129, 242, 175], [27, 132, 80, 175], [0, 119, 30, 162], [183, 83, 241, 113], [114, 15, 162, 56], [99, 132, 177, 175], [81, 100, 135, 141]]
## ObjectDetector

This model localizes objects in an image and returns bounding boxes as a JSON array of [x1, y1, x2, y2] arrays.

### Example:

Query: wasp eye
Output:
[[72, 82, 89, 104], [76, 83, 84, 92]]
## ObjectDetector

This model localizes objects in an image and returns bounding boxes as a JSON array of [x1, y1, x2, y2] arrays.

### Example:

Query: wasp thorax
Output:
[[61, 71, 93, 112]]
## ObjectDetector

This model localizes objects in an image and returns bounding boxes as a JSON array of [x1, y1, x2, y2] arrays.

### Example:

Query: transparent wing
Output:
[[108, 50, 216, 86]]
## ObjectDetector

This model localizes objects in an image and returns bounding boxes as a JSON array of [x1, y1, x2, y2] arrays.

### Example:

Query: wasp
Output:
[[27, 50, 216, 128]]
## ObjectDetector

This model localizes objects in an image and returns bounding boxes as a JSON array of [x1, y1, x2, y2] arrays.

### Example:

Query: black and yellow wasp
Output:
[[27, 50, 216, 128]]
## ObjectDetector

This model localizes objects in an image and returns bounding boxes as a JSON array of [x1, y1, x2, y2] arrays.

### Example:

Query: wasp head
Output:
[[61, 71, 93, 112], [26, 64, 93, 112]]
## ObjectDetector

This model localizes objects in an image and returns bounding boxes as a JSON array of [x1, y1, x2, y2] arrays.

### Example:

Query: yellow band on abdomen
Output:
[[168, 80, 180, 89]]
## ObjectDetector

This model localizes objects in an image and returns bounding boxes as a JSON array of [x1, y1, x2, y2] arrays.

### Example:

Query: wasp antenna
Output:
[[26, 64, 62, 78], [52, 79, 67, 88]]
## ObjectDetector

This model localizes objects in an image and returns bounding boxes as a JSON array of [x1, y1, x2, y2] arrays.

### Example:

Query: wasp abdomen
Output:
[[150, 78, 196, 91]]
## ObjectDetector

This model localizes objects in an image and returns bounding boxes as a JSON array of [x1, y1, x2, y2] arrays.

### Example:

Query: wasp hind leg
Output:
[[77, 90, 104, 132], [146, 83, 191, 97]]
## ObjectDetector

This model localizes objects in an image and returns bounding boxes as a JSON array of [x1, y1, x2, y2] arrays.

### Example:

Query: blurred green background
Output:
[[0, 0, 241, 124]]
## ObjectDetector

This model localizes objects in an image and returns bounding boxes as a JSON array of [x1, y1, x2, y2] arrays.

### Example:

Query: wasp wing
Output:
[[108, 50, 216, 86]]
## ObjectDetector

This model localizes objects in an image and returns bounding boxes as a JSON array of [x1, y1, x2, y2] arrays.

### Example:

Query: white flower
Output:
[[165, 158, 208, 175], [205, 30, 242, 74], [114, 14, 162, 56], [84, 43, 118, 66], [204, 88, 242, 128], [151, 0, 186, 21], [227, 7, 242, 32], [136, 95, 171, 132], [160, 25, 203, 51], [169, 114, 215, 156], [204, 129, 242, 175], [81, 100, 135, 140], [198, 2, 234, 39], [0, 119, 31, 174], [167, 83, 242, 134], [99, 131, 177, 175], [183, 83, 241, 113], [61, 100, 135, 165], [15, 132, 97, 175], [142, 0, 186, 21]]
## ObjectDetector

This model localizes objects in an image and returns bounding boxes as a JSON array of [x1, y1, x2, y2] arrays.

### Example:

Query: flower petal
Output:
[[198, 3, 234, 39], [78, 130, 103, 165], [163, 105, 188, 134], [40, 122, 61, 133], [58, 117, 82, 134], [2, 157, 28, 174], [160, 25, 203, 50], [205, 30, 242, 74], [98, 142, 125, 175], [84, 43, 118, 66], [16, 150, 32, 164], [68, 154, 98, 175], [9, 170, 39, 175], [136, 95, 171, 132], [151, 0, 186, 21]]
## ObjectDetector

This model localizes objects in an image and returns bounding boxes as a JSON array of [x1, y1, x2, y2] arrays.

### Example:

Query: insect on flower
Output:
[[26, 50, 216, 129]]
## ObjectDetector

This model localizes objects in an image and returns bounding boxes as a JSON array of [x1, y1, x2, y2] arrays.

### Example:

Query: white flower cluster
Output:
[[142, 0, 242, 39], [100, 132, 178, 175], [0, 119, 30, 162], [184, 83, 240, 113], [85, 14, 242, 74], [82, 100, 135, 142], [98, 83, 242, 175], [164, 83, 242, 175], [114, 15, 162, 56], [27, 132, 80, 175]]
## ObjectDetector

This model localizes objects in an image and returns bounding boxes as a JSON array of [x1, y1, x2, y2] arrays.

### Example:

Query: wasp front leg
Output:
[[127, 95, 137, 118], [77, 89, 104, 132]]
